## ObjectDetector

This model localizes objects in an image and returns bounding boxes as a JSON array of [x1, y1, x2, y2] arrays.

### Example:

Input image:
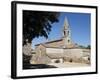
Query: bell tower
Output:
[[62, 17, 72, 48]]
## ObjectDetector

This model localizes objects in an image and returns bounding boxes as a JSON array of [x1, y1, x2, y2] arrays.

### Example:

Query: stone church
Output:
[[30, 17, 90, 64]]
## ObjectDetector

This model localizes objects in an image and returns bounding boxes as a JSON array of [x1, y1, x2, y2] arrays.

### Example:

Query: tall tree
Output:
[[23, 10, 60, 45]]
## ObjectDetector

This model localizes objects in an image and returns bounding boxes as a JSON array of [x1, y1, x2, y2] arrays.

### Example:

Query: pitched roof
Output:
[[43, 44, 64, 48], [35, 38, 80, 49], [45, 39, 62, 44], [35, 38, 63, 48]]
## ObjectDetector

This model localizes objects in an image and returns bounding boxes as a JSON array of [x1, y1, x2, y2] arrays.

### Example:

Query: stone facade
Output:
[[30, 46, 90, 64], [30, 17, 90, 64]]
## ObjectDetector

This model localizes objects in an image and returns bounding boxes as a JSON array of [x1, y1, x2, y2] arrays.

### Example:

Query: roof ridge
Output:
[[35, 38, 62, 46]]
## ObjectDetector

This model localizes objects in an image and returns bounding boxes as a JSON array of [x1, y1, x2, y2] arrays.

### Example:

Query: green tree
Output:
[[79, 45, 85, 49], [23, 10, 60, 45], [86, 45, 91, 49]]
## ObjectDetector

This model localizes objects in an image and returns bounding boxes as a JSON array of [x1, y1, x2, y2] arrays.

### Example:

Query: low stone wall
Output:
[[63, 48, 90, 64], [30, 47, 90, 64]]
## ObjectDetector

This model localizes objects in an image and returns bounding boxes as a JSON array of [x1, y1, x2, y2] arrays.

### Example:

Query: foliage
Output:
[[79, 45, 91, 49], [79, 45, 86, 49], [86, 45, 91, 49], [23, 10, 60, 45]]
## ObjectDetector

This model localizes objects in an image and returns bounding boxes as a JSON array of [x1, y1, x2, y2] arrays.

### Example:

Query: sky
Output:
[[32, 12, 91, 49]]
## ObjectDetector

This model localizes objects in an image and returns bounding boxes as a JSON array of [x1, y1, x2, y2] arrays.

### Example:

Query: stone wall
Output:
[[30, 46, 90, 64], [64, 49, 83, 58], [46, 48, 63, 54], [30, 44, 51, 64], [63, 48, 90, 63]]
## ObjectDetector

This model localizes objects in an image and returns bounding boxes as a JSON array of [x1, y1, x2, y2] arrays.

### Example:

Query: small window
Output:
[[64, 31, 65, 35], [68, 31, 69, 35]]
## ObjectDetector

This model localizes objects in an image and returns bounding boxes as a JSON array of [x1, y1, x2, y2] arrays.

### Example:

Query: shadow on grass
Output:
[[23, 64, 57, 69]]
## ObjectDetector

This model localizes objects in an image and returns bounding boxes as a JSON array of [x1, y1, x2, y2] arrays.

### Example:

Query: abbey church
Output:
[[30, 17, 90, 64]]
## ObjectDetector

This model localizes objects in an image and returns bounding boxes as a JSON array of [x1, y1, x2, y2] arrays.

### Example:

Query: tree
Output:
[[79, 45, 85, 49], [86, 45, 91, 49], [23, 10, 60, 45], [23, 10, 60, 65]]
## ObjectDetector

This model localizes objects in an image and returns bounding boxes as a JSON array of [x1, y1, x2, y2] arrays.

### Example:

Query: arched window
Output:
[[64, 31, 65, 36], [67, 31, 69, 35]]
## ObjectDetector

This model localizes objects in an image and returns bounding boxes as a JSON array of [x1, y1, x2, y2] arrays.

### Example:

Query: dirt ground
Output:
[[48, 62, 90, 68]]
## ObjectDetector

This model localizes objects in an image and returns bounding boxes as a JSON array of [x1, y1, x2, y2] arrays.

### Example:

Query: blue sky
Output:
[[32, 12, 91, 48]]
